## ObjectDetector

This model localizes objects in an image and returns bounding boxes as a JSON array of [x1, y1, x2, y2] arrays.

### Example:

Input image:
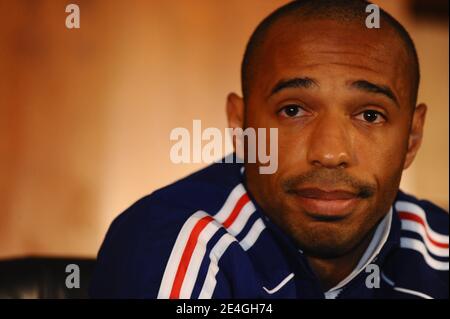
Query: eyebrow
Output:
[[269, 77, 318, 97], [268, 77, 399, 107], [350, 80, 399, 107]]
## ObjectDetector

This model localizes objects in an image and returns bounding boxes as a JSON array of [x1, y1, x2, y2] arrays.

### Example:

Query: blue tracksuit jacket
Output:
[[90, 161, 449, 299]]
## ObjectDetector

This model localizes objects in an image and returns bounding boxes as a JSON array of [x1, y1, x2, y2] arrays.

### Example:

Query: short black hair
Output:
[[241, 0, 420, 106]]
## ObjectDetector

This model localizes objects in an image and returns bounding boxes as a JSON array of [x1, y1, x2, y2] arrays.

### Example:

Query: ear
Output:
[[226, 92, 245, 148], [403, 103, 427, 170]]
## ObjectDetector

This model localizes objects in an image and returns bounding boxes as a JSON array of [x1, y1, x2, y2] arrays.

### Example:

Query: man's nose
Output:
[[306, 113, 354, 169]]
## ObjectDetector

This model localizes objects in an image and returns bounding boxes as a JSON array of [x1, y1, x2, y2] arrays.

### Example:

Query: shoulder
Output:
[[387, 190, 448, 298], [90, 161, 252, 298], [395, 190, 448, 237], [105, 161, 246, 245], [105, 161, 244, 237]]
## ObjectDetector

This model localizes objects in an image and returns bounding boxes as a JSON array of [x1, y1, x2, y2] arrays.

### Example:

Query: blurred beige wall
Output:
[[0, 0, 447, 258]]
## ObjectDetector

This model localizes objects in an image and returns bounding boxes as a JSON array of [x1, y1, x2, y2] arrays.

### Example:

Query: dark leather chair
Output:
[[0, 257, 96, 299]]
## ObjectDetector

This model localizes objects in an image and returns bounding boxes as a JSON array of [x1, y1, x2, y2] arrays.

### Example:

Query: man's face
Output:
[[238, 19, 423, 258]]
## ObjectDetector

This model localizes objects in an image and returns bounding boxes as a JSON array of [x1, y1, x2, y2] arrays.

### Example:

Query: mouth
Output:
[[287, 187, 361, 221]]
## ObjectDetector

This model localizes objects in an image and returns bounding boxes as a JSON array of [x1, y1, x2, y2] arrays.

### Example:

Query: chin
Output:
[[286, 220, 364, 259]]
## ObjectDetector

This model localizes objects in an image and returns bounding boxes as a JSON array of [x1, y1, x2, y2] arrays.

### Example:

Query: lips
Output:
[[288, 188, 360, 220], [293, 188, 358, 200]]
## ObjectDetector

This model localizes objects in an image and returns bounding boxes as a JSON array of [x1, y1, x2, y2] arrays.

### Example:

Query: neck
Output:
[[306, 228, 376, 291]]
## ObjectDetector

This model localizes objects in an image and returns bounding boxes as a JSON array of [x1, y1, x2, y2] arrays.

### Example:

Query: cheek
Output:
[[266, 125, 308, 180], [246, 135, 302, 198], [245, 106, 309, 174], [353, 127, 409, 187]]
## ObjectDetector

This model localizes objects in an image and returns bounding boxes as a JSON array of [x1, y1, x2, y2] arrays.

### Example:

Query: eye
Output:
[[278, 104, 305, 118], [355, 110, 386, 124]]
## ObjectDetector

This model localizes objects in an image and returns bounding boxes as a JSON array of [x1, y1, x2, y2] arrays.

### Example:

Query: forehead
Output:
[[254, 19, 412, 105]]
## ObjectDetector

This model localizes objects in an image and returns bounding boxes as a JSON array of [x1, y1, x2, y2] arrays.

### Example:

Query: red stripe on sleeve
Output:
[[169, 215, 214, 298], [222, 193, 250, 229], [399, 211, 449, 249]]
